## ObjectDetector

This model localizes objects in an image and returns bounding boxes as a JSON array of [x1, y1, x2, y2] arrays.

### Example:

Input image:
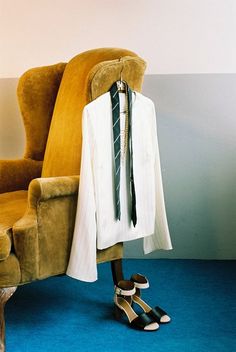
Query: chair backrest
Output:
[[17, 63, 66, 161], [41, 48, 146, 177]]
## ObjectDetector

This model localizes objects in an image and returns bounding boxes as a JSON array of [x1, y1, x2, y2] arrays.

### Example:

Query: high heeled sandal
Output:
[[130, 273, 171, 324], [114, 280, 159, 331]]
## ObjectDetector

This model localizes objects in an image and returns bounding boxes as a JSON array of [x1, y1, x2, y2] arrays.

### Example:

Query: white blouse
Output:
[[66, 91, 173, 282]]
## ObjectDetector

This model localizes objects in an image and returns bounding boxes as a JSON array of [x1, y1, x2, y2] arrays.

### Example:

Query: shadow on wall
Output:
[[125, 74, 236, 260]]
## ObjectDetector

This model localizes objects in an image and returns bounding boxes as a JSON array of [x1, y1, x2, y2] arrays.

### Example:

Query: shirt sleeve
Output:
[[66, 107, 98, 282], [144, 102, 173, 254]]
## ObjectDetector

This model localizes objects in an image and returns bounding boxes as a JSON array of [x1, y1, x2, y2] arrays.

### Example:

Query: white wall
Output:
[[1, 0, 236, 77]]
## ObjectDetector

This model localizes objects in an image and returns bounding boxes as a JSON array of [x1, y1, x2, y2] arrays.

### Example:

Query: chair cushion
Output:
[[0, 190, 28, 260]]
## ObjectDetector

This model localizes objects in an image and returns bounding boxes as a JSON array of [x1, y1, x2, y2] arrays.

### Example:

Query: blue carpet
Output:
[[5, 259, 236, 352]]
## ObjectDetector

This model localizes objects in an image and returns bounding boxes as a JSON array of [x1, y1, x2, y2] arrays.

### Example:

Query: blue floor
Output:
[[5, 259, 236, 352]]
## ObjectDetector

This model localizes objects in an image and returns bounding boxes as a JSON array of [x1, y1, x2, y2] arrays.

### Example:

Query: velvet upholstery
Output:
[[0, 48, 146, 288], [13, 177, 79, 283], [17, 63, 66, 160], [0, 159, 42, 193], [42, 48, 146, 177], [89, 56, 146, 101], [0, 191, 28, 261], [0, 254, 21, 287]]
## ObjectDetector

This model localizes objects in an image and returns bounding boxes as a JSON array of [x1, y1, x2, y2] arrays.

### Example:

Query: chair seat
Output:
[[0, 190, 28, 260], [0, 190, 28, 230]]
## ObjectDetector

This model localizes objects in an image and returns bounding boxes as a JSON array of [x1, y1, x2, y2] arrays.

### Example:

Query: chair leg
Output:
[[111, 259, 124, 285], [0, 287, 17, 352]]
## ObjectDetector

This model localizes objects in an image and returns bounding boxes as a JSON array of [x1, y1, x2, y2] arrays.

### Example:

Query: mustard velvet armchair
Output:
[[0, 48, 146, 350]]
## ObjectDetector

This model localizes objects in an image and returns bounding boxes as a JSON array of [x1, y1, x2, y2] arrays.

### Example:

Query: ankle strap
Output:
[[114, 280, 136, 296], [130, 273, 149, 289]]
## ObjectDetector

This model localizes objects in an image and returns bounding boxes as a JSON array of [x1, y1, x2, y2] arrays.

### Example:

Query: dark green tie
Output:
[[110, 82, 137, 226]]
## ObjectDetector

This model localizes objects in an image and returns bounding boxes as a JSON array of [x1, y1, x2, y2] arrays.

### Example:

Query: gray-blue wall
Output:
[[125, 74, 236, 259], [1, 75, 236, 259]]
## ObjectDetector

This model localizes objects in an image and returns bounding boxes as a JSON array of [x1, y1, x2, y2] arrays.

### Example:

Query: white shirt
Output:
[[66, 91, 173, 282]]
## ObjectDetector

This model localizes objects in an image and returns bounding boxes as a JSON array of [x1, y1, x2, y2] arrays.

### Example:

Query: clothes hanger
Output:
[[117, 60, 126, 93]]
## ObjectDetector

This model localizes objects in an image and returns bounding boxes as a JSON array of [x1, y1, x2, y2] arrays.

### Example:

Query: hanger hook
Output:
[[119, 58, 124, 82]]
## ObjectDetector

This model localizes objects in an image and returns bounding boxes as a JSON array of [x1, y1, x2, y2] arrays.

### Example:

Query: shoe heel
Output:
[[114, 304, 123, 320]]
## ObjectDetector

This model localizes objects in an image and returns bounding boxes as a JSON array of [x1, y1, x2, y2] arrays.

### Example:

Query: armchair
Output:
[[0, 48, 146, 350]]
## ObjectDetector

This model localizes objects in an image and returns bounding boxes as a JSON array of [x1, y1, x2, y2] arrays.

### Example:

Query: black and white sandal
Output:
[[130, 273, 171, 324], [114, 280, 159, 331]]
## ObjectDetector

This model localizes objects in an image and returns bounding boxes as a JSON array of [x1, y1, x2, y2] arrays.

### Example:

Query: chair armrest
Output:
[[28, 175, 80, 204], [0, 158, 42, 194], [13, 175, 79, 283]]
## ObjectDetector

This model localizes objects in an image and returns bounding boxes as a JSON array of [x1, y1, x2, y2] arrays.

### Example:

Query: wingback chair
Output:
[[0, 48, 146, 350]]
